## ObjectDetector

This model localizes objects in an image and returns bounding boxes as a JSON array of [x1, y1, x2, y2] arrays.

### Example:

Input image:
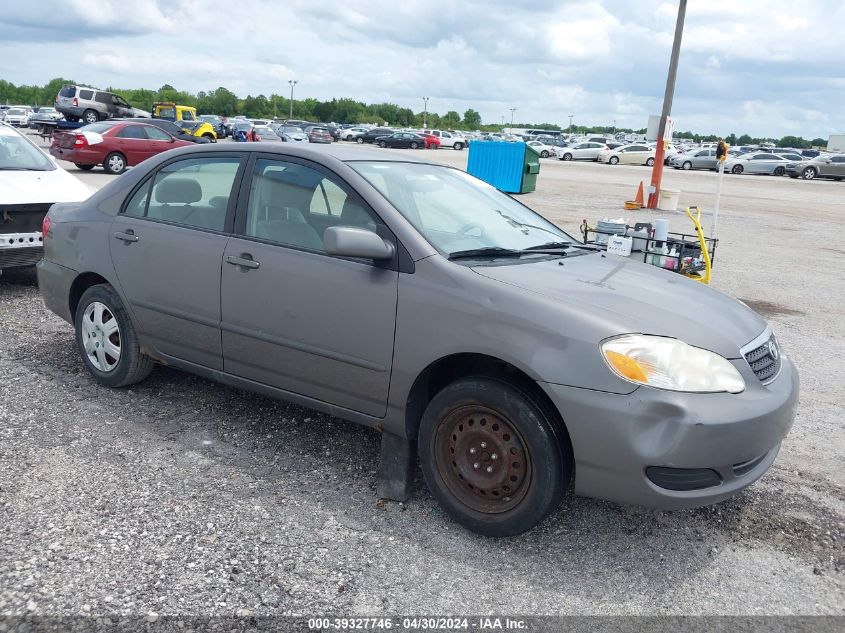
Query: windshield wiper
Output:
[[524, 240, 571, 250], [0, 166, 46, 171], [448, 247, 524, 260]]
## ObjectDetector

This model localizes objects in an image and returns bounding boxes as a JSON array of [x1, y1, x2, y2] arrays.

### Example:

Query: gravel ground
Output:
[[1, 135, 843, 618]]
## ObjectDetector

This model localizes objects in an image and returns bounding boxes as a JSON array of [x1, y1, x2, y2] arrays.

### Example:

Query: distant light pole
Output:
[[422, 97, 429, 128], [568, 114, 574, 132], [288, 80, 298, 120], [509, 107, 516, 127], [613, 119, 617, 133]]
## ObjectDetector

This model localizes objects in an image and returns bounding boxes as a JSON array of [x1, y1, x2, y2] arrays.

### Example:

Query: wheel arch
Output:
[[404, 352, 571, 451], [68, 271, 112, 320]]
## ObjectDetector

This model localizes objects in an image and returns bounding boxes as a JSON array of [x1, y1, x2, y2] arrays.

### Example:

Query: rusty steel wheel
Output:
[[434, 405, 532, 514], [419, 376, 570, 537]]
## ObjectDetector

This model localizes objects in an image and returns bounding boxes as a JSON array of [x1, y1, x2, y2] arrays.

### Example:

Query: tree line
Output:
[[0, 78, 829, 147]]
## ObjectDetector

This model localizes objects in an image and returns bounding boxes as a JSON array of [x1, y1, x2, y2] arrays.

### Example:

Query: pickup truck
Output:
[[152, 103, 217, 142], [421, 129, 467, 150]]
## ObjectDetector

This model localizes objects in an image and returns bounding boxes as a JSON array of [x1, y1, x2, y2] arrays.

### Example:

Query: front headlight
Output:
[[601, 334, 745, 393]]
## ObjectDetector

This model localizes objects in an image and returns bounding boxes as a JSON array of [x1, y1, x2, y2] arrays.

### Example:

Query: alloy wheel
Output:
[[81, 301, 121, 372]]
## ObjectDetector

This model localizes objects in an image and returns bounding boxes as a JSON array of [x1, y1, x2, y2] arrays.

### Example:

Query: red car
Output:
[[50, 121, 193, 174], [417, 132, 441, 149]]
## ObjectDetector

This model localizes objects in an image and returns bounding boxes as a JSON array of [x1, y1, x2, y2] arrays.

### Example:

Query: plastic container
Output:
[[659, 189, 681, 212]]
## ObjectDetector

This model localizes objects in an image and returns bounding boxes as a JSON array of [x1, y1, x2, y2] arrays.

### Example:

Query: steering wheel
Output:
[[456, 222, 485, 237]]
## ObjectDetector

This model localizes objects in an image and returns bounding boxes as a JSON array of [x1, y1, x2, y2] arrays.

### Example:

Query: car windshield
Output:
[[8, 109, 25, 115], [280, 126, 303, 133], [349, 161, 576, 257], [0, 132, 55, 171], [254, 126, 274, 135]]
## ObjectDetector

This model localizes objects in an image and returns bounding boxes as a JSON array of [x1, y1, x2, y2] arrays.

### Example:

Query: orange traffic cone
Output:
[[634, 181, 644, 207]]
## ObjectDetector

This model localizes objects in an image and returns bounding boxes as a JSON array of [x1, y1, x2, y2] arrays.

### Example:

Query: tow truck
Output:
[[152, 103, 217, 142]]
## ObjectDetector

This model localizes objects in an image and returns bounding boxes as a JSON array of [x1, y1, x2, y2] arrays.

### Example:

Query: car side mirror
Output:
[[324, 226, 395, 260]]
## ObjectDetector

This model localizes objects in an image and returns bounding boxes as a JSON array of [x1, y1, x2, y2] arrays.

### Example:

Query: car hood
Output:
[[472, 253, 766, 358], [0, 168, 94, 204], [131, 108, 151, 118]]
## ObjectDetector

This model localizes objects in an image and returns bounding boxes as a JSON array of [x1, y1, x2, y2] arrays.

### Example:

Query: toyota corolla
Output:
[[37, 144, 798, 536]]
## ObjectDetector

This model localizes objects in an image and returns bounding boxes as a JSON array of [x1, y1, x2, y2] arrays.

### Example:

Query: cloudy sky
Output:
[[1, 0, 842, 138]]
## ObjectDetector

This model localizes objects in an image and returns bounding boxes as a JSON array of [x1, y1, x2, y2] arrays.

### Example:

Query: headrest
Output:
[[155, 177, 202, 204]]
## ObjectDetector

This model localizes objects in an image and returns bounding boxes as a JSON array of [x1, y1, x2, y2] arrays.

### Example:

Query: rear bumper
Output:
[[36, 259, 77, 324], [539, 356, 799, 509], [50, 146, 104, 165]]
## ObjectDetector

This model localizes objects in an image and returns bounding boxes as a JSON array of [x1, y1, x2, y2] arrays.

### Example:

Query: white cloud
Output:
[[0, 0, 842, 138]]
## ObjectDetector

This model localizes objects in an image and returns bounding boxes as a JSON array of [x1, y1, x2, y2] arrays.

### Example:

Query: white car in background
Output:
[[422, 129, 467, 150], [554, 141, 607, 161], [3, 107, 32, 127], [525, 140, 554, 158], [597, 143, 656, 166], [339, 126, 370, 141], [0, 122, 93, 272]]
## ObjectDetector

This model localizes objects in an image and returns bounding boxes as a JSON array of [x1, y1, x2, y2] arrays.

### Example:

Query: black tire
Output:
[[453, 142, 464, 150], [378, 141, 387, 148], [83, 109, 99, 124], [418, 376, 570, 537], [428, 142, 438, 149], [562, 153, 572, 161], [835, 177, 843, 182], [802, 167, 816, 180], [682, 161, 692, 170], [410, 142, 419, 149], [540, 150, 549, 158], [103, 152, 127, 175], [74, 284, 153, 388], [646, 157, 655, 166], [75, 164, 95, 171], [356, 136, 364, 144], [732, 164, 744, 175], [609, 156, 619, 165], [203, 133, 215, 143], [773, 166, 785, 176]]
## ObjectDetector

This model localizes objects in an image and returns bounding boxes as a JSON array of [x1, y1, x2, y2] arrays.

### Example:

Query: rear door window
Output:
[[116, 125, 146, 139], [79, 90, 94, 100], [125, 157, 243, 231], [94, 92, 111, 104]]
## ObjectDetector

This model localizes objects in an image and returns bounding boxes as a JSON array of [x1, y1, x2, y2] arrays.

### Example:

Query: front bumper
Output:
[[539, 356, 799, 509]]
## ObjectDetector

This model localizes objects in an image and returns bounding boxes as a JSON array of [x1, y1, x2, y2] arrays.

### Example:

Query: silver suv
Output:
[[55, 85, 149, 124]]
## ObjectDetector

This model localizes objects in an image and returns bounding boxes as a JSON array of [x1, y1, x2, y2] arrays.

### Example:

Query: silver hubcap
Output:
[[81, 302, 121, 372], [109, 155, 124, 171]]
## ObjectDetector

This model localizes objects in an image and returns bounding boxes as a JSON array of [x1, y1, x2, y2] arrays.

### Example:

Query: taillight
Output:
[[74, 134, 87, 147], [42, 215, 52, 237], [73, 97, 78, 107]]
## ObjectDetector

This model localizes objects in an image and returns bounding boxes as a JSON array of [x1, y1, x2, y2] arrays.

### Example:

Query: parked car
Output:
[[0, 122, 93, 272], [56, 85, 149, 124], [417, 132, 441, 149], [670, 149, 718, 171], [724, 152, 794, 176], [120, 118, 210, 144], [597, 144, 656, 166], [525, 140, 554, 158], [28, 107, 62, 128], [36, 143, 798, 537], [376, 132, 426, 149], [253, 125, 282, 141], [305, 126, 333, 144], [357, 128, 395, 144], [276, 125, 308, 142], [339, 127, 370, 141], [421, 130, 467, 150], [198, 115, 226, 139], [785, 154, 845, 180], [554, 141, 607, 161], [50, 121, 192, 174], [3, 107, 31, 127]]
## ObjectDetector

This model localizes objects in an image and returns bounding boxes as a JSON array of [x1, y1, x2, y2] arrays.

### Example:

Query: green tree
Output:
[[463, 108, 482, 128], [778, 135, 810, 149]]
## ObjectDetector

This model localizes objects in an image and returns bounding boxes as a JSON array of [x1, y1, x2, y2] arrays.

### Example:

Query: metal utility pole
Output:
[[422, 97, 429, 128], [647, 0, 687, 209], [613, 119, 617, 133], [568, 114, 574, 132], [288, 80, 298, 119], [509, 107, 516, 127]]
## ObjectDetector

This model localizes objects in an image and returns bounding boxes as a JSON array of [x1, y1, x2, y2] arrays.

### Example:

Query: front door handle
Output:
[[225, 254, 260, 269], [114, 230, 139, 243]]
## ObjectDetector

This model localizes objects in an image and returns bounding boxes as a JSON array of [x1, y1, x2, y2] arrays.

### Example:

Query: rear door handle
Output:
[[113, 231, 139, 243], [225, 255, 260, 269]]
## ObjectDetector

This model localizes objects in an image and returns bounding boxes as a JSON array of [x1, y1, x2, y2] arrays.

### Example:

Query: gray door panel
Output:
[[221, 239, 398, 417], [109, 216, 227, 369]]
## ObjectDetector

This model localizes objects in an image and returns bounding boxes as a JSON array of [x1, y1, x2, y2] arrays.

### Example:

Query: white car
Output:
[[525, 140, 554, 158], [421, 129, 467, 150], [554, 141, 607, 161], [340, 127, 370, 141], [597, 144, 656, 166], [0, 123, 93, 272], [3, 107, 32, 127]]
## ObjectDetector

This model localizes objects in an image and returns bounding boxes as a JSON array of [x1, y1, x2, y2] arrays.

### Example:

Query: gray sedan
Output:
[[724, 152, 796, 175], [670, 148, 717, 171], [37, 144, 797, 537]]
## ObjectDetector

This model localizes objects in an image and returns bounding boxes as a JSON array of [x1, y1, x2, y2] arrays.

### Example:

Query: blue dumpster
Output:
[[466, 141, 541, 193]]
